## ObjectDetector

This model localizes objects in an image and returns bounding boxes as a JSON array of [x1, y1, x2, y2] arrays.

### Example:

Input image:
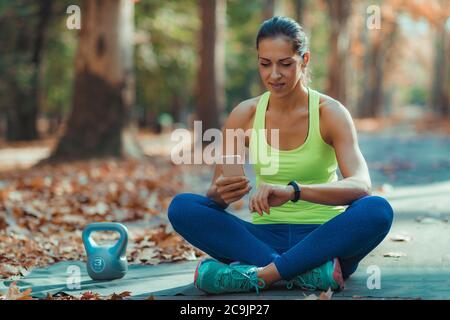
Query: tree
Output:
[[357, 9, 398, 118], [325, 0, 351, 106], [357, 0, 448, 118], [0, 0, 53, 141], [48, 0, 142, 161], [294, 0, 306, 25], [429, 1, 449, 117], [430, 24, 449, 117], [263, 0, 280, 20], [196, 0, 226, 134]]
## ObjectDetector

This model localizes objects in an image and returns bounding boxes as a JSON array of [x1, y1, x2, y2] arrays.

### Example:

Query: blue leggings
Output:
[[168, 193, 393, 280]]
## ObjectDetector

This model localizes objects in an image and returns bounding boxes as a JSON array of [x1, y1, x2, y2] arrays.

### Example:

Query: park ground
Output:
[[0, 117, 450, 300]]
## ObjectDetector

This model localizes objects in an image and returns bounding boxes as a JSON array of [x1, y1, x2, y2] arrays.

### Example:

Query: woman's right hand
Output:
[[214, 175, 252, 205]]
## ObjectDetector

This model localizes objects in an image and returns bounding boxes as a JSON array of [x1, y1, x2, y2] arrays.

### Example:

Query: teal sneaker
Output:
[[194, 258, 266, 294], [286, 258, 344, 291]]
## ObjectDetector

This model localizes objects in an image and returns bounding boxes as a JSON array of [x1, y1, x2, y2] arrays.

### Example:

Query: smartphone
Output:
[[221, 155, 245, 177]]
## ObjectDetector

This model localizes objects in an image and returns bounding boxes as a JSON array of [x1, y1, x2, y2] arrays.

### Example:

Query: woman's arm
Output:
[[206, 99, 256, 208], [292, 99, 372, 206]]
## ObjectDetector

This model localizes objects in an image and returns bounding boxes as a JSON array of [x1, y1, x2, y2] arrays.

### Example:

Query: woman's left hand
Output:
[[249, 183, 294, 216]]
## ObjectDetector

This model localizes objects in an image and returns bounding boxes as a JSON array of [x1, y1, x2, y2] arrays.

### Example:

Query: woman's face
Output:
[[257, 36, 308, 97]]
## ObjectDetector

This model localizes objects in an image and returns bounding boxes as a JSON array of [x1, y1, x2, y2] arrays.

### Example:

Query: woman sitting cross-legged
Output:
[[168, 16, 393, 295]]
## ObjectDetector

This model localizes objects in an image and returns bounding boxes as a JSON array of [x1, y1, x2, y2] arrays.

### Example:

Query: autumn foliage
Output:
[[0, 158, 205, 284]]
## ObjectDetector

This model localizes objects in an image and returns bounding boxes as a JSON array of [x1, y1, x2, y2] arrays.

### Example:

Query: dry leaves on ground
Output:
[[0, 282, 96, 301], [41, 290, 135, 300], [0, 158, 204, 280], [129, 224, 204, 264], [44, 290, 155, 300], [0, 282, 34, 300]]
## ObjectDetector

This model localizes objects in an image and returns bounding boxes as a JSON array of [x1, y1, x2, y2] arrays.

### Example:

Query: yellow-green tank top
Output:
[[249, 88, 346, 224]]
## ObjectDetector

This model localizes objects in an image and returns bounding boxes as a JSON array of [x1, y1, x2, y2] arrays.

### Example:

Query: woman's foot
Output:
[[286, 258, 345, 291], [194, 258, 266, 294]]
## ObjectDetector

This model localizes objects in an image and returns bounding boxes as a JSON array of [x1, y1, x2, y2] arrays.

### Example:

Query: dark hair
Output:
[[256, 16, 311, 84]]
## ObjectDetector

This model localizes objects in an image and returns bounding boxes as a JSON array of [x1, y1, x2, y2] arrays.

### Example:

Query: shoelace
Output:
[[218, 267, 266, 295], [286, 269, 323, 291]]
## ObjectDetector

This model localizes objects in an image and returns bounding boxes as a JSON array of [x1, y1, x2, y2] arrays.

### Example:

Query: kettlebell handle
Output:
[[82, 222, 128, 258]]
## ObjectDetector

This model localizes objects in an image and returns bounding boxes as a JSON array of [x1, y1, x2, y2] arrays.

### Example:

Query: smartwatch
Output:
[[287, 181, 301, 202]]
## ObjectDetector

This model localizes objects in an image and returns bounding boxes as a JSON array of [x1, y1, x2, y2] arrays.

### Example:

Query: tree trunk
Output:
[[294, 0, 306, 25], [359, 37, 383, 118], [196, 0, 226, 134], [4, 0, 52, 141], [325, 0, 351, 106], [358, 19, 398, 118], [6, 91, 39, 141], [430, 25, 449, 117], [48, 0, 142, 161], [263, 0, 279, 20]]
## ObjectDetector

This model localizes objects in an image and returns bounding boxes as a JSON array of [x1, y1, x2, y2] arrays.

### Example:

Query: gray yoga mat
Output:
[[1, 261, 450, 299]]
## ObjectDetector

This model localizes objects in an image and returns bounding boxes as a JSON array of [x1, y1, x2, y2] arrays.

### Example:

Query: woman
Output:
[[168, 16, 393, 294]]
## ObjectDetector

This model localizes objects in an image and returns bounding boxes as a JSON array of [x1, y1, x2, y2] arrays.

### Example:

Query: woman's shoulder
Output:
[[233, 95, 261, 117], [316, 91, 353, 122], [225, 95, 262, 130], [316, 90, 356, 145]]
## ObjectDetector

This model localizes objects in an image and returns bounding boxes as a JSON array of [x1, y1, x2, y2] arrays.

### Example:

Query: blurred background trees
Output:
[[0, 0, 448, 159], [0, 0, 53, 141]]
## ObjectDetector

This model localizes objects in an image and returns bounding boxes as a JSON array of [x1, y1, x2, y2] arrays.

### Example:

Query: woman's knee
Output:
[[168, 193, 207, 227], [168, 193, 192, 224], [355, 195, 394, 231]]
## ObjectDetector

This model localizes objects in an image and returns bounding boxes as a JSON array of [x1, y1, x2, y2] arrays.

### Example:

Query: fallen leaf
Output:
[[137, 247, 159, 262], [377, 183, 394, 194], [303, 293, 319, 300], [44, 292, 77, 300], [80, 291, 102, 300], [109, 291, 132, 300], [303, 288, 333, 300], [0, 216, 7, 230], [5, 282, 34, 300], [318, 288, 333, 300], [158, 233, 182, 250], [383, 252, 407, 258], [389, 234, 412, 242], [415, 217, 440, 224], [0, 264, 19, 276]]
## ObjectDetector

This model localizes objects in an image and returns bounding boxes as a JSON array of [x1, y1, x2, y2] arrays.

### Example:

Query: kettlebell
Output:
[[82, 222, 128, 281]]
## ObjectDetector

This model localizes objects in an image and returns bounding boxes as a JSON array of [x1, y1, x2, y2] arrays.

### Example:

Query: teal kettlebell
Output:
[[82, 222, 128, 281]]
